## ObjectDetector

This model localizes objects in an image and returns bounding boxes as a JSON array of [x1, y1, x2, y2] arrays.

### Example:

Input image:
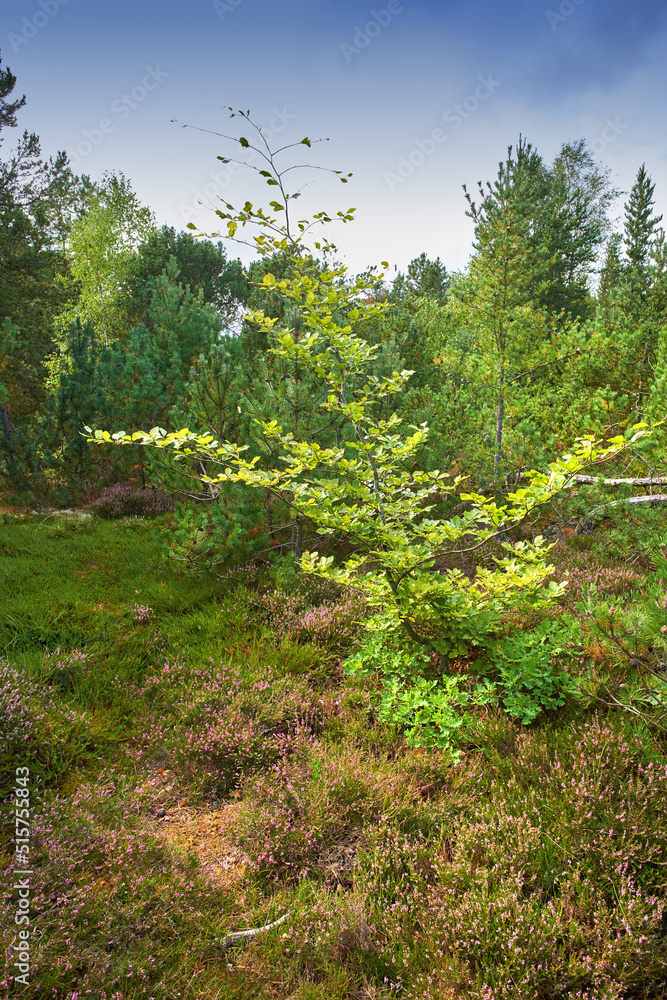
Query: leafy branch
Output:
[[172, 108, 354, 255]]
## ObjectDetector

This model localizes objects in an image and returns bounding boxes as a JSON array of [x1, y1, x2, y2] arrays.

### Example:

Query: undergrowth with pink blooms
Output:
[[0, 512, 666, 999]]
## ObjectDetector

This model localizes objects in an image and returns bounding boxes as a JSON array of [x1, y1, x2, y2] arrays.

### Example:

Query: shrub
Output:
[[550, 537, 643, 605], [91, 483, 175, 519], [215, 559, 274, 593], [479, 616, 582, 724], [350, 717, 667, 998], [163, 490, 270, 574], [0, 659, 43, 795], [345, 623, 495, 751]]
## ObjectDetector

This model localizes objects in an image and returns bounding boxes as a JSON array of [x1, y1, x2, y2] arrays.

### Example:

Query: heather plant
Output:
[[215, 558, 274, 593], [0, 657, 99, 793], [0, 788, 236, 999], [233, 742, 418, 883], [131, 603, 154, 623], [274, 890, 396, 989], [351, 716, 667, 997], [40, 645, 88, 691], [243, 583, 365, 651], [0, 659, 44, 795], [91, 482, 175, 519], [133, 656, 323, 792], [550, 539, 643, 605]]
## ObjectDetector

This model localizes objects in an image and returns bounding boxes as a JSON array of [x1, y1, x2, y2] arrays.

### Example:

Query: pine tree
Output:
[[456, 138, 551, 474], [93, 257, 222, 440], [123, 226, 248, 332], [545, 138, 618, 317], [40, 319, 105, 492], [0, 55, 84, 487], [391, 253, 450, 307], [0, 54, 25, 133], [597, 233, 624, 324], [625, 164, 663, 277], [593, 166, 666, 419]]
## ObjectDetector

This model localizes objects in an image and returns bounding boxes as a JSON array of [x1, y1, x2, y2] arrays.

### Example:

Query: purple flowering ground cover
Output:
[[0, 513, 666, 999], [91, 484, 176, 520]]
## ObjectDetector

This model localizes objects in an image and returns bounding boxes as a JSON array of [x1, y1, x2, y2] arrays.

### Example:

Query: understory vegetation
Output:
[[2, 55, 667, 999], [0, 511, 666, 999]]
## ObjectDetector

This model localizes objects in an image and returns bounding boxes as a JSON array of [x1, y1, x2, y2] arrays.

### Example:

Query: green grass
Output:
[[1, 514, 666, 999]]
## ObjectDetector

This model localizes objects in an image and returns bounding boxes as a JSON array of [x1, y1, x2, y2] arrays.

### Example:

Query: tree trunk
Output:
[[0, 403, 12, 443], [98, 274, 109, 345], [605, 494, 667, 507], [494, 365, 504, 471], [294, 515, 304, 558], [0, 403, 20, 482], [265, 490, 274, 536]]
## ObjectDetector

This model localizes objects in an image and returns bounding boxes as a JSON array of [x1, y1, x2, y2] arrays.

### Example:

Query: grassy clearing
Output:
[[1, 513, 666, 999]]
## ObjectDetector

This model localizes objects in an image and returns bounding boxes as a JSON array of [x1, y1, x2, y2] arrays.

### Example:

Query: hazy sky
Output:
[[3, 0, 667, 274]]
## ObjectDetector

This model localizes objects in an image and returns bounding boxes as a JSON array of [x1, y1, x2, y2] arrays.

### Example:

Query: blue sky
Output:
[[3, 0, 667, 274]]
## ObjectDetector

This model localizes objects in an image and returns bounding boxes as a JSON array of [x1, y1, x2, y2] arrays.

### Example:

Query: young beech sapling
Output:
[[87, 111, 650, 664]]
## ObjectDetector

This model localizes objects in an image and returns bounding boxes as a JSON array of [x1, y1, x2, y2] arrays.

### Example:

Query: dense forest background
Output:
[[1, 51, 666, 560]]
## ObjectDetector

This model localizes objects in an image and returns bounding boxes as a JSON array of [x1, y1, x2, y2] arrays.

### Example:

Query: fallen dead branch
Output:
[[217, 912, 291, 951], [578, 494, 667, 533], [572, 475, 667, 486]]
